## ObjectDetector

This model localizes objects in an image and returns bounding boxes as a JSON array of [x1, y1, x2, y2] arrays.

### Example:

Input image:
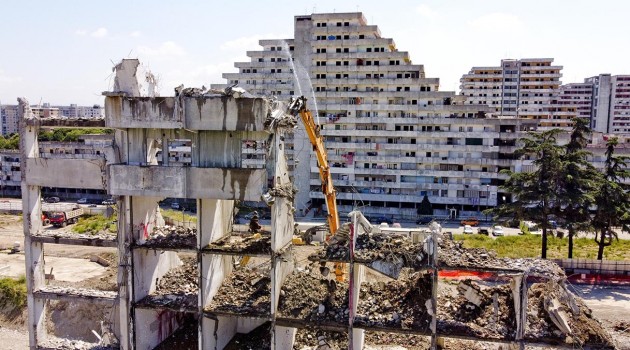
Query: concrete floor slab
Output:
[[0, 253, 107, 282]]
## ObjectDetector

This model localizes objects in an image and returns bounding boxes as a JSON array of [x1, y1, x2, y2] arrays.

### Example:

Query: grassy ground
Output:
[[160, 209, 197, 224], [72, 214, 117, 234], [0, 276, 26, 308], [453, 233, 630, 260]]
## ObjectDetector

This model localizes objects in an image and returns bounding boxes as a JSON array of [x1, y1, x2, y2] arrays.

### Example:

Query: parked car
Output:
[[416, 217, 433, 225], [492, 225, 504, 236], [170, 202, 181, 210], [460, 217, 479, 227], [477, 227, 490, 235], [77, 198, 88, 204], [45, 197, 60, 203], [463, 225, 474, 234], [102, 198, 115, 205]]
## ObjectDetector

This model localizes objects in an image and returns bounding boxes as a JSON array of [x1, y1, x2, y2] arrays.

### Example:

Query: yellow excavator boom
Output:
[[288, 96, 340, 236]]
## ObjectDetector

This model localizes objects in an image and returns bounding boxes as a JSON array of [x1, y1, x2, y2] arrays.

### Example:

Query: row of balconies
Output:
[[313, 191, 497, 206]]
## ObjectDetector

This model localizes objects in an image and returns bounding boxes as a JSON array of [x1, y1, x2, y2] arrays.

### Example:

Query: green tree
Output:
[[417, 194, 433, 216], [557, 118, 600, 258], [592, 137, 630, 260], [493, 129, 565, 259]]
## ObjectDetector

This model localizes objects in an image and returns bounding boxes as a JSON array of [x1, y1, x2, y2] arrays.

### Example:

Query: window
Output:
[[359, 34, 364, 39], [344, 35, 349, 40], [344, 48, 349, 53]]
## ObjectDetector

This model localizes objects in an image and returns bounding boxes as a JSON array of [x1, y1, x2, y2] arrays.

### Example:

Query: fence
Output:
[[552, 258, 630, 276]]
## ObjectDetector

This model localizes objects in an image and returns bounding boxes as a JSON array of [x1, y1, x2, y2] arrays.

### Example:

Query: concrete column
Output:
[[273, 325, 296, 350], [19, 98, 47, 349], [118, 195, 132, 350], [198, 199, 233, 247]]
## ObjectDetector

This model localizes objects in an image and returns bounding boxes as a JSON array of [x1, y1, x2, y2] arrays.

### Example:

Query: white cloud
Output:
[[0, 69, 22, 83], [91, 27, 108, 38], [130, 31, 142, 38], [220, 33, 284, 52], [415, 4, 439, 19], [468, 13, 523, 31], [137, 41, 187, 57]]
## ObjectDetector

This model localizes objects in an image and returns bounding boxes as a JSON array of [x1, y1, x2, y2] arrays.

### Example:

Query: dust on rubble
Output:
[[363, 331, 430, 349], [206, 232, 272, 255], [355, 270, 432, 331], [293, 328, 348, 349], [139, 225, 196, 249], [224, 321, 272, 350], [138, 256, 198, 310], [46, 300, 116, 346], [206, 268, 271, 316], [278, 268, 349, 325]]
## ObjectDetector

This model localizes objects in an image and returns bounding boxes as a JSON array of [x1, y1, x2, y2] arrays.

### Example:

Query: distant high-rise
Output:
[[460, 58, 563, 120], [586, 74, 630, 133], [0, 103, 103, 136]]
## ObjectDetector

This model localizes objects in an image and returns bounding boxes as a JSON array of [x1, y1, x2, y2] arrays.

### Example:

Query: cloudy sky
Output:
[[1, 0, 627, 106]]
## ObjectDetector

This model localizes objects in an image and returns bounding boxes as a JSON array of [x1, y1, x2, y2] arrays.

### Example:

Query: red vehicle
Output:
[[49, 208, 84, 227], [460, 217, 480, 227]]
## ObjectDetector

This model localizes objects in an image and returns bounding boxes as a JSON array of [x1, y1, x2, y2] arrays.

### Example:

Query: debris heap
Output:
[[355, 270, 432, 331], [137, 257, 198, 311], [278, 270, 349, 325], [354, 233, 429, 269], [438, 239, 565, 277], [293, 328, 348, 349], [525, 281, 615, 348], [206, 268, 271, 316], [436, 280, 516, 340], [139, 225, 196, 250], [363, 331, 430, 348]]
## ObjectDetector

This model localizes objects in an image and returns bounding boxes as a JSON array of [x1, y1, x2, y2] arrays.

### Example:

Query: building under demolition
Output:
[[17, 59, 617, 350]]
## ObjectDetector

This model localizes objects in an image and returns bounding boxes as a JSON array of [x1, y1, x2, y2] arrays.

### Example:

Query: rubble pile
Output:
[[39, 337, 113, 350], [206, 233, 272, 255], [363, 331, 430, 348], [354, 233, 429, 269], [355, 270, 432, 331], [140, 225, 196, 249], [438, 238, 565, 277], [436, 280, 516, 340], [36, 230, 117, 241], [310, 227, 351, 261], [138, 257, 198, 310], [206, 269, 271, 316], [525, 281, 615, 348], [278, 270, 349, 324], [293, 328, 348, 349], [224, 321, 272, 350]]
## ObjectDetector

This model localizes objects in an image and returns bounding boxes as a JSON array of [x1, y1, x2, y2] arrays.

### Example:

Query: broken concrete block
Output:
[[458, 282, 483, 307], [544, 296, 572, 334]]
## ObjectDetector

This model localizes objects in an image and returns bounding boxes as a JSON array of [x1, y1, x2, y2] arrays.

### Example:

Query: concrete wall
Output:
[[24, 158, 106, 190], [108, 165, 265, 201], [105, 96, 269, 131], [135, 308, 183, 350]]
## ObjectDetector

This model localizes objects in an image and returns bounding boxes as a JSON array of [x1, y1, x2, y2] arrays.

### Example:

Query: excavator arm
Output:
[[288, 96, 340, 236]]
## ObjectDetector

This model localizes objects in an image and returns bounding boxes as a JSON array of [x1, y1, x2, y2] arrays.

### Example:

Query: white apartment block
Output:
[[586, 74, 630, 133], [212, 12, 533, 220], [460, 58, 563, 121], [57, 103, 104, 118], [0, 104, 19, 135]]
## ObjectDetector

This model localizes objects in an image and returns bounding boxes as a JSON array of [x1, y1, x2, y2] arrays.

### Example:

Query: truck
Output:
[[49, 207, 84, 227]]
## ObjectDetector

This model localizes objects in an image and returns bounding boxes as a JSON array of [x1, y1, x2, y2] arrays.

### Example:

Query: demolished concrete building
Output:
[[20, 59, 616, 349]]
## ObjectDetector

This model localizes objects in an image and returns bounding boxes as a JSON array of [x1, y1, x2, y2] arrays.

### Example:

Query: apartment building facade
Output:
[[586, 74, 630, 133], [213, 12, 518, 220], [460, 58, 563, 120], [0, 104, 19, 135]]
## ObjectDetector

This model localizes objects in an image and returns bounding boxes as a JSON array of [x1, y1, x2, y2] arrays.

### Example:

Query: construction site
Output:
[[10, 57, 624, 350]]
